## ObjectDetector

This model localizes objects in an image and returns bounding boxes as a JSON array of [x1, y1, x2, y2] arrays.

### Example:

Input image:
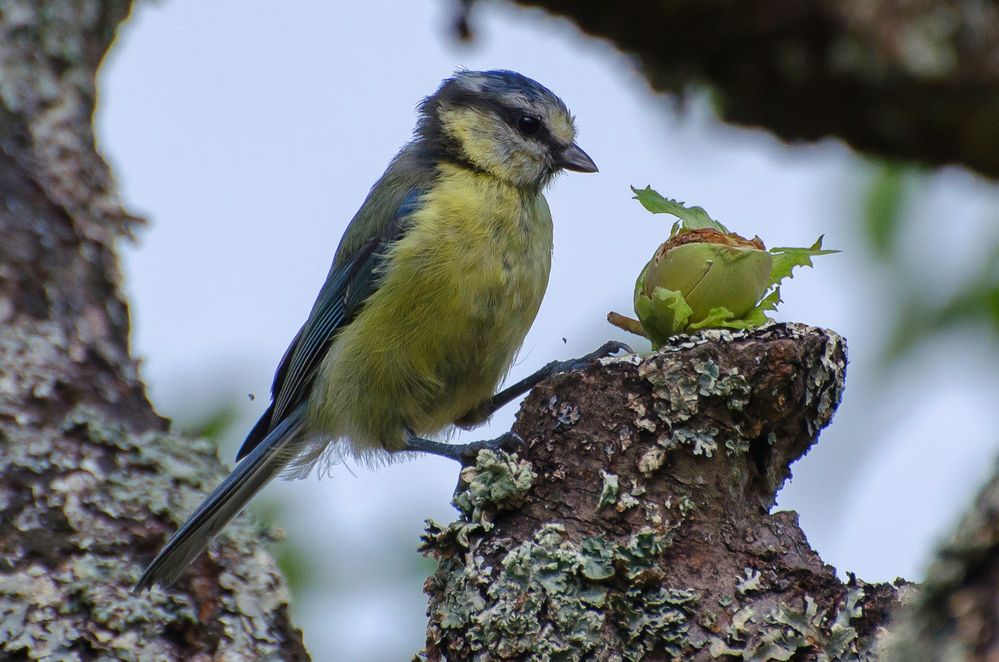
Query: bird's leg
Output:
[[402, 341, 631, 466], [456, 340, 633, 428], [402, 428, 525, 466]]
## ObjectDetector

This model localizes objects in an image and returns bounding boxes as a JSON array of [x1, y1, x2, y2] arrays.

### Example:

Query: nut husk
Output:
[[635, 229, 773, 341]]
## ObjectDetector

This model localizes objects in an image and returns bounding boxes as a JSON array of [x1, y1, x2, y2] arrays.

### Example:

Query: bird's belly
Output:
[[310, 182, 552, 452]]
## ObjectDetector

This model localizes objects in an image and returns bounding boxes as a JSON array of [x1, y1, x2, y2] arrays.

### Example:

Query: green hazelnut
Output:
[[634, 229, 773, 341]]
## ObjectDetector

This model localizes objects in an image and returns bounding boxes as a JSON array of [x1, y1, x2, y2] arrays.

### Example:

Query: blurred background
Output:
[[95, 1, 999, 659]]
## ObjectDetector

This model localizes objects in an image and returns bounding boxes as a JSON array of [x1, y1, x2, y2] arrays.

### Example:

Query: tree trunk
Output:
[[420, 323, 905, 660], [0, 2, 307, 659], [463, 0, 999, 180]]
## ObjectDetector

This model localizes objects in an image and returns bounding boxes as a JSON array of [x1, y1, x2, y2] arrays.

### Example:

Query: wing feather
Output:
[[235, 186, 424, 461]]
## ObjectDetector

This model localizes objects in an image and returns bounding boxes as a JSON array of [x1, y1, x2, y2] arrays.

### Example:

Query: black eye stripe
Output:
[[446, 94, 563, 148]]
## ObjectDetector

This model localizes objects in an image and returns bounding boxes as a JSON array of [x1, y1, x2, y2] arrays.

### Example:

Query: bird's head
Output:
[[416, 69, 597, 190]]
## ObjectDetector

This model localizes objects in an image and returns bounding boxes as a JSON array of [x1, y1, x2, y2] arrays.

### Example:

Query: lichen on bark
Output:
[[419, 323, 905, 661]]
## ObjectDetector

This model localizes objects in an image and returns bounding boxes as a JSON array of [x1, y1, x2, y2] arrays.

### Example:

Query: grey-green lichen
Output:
[[0, 404, 296, 660], [543, 394, 583, 428], [634, 338, 757, 468], [638, 446, 667, 476], [627, 324, 847, 504], [0, 2, 305, 657], [804, 330, 848, 436], [707, 588, 875, 661], [424, 523, 696, 661], [424, 449, 692, 659], [692, 358, 751, 409], [442, 449, 535, 547], [735, 568, 763, 595], [598, 469, 620, 509], [617, 491, 640, 512], [604, 477, 643, 517]]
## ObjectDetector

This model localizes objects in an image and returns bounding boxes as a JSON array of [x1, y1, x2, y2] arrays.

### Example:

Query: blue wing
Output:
[[235, 187, 424, 461]]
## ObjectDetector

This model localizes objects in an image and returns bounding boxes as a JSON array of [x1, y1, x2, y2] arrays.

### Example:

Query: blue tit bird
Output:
[[135, 69, 625, 591]]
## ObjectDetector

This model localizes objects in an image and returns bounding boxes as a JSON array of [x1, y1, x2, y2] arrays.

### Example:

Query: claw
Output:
[[458, 431, 525, 466], [590, 340, 634, 359], [560, 340, 634, 373]]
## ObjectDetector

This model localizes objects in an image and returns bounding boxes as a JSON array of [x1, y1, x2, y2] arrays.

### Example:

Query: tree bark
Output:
[[884, 468, 999, 661], [0, 2, 307, 659], [461, 0, 999, 181], [420, 323, 905, 661]]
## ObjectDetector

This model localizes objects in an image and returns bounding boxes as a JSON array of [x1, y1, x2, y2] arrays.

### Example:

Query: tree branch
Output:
[[475, 0, 999, 180], [419, 323, 904, 660]]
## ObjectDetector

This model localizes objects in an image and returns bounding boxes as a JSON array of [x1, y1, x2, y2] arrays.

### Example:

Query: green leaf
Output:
[[688, 306, 736, 329], [635, 286, 693, 348], [739, 305, 772, 328], [755, 287, 782, 314], [768, 236, 839, 287], [632, 186, 729, 234], [733, 288, 782, 329], [688, 307, 762, 331]]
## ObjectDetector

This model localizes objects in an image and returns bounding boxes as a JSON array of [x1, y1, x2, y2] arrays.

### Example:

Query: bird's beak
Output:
[[559, 142, 598, 173]]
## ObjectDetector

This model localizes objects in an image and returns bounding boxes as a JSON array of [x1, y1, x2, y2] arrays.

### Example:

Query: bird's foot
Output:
[[548, 340, 633, 375], [453, 431, 526, 466], [403, 430, 526, 466]]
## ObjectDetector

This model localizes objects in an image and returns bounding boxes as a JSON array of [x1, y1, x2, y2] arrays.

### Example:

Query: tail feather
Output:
[[236, 402, 276, 462], [134, 406, 307, 592]]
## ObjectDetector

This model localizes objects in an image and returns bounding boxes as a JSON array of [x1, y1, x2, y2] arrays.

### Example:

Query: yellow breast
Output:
[[310, 164, 553, 452]]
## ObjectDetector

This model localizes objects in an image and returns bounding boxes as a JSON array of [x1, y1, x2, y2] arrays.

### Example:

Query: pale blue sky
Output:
[[97, 1, 999, 659]]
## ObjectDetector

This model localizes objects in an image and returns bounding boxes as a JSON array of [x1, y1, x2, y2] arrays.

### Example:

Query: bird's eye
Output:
[[517, 115, 541, 136]]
